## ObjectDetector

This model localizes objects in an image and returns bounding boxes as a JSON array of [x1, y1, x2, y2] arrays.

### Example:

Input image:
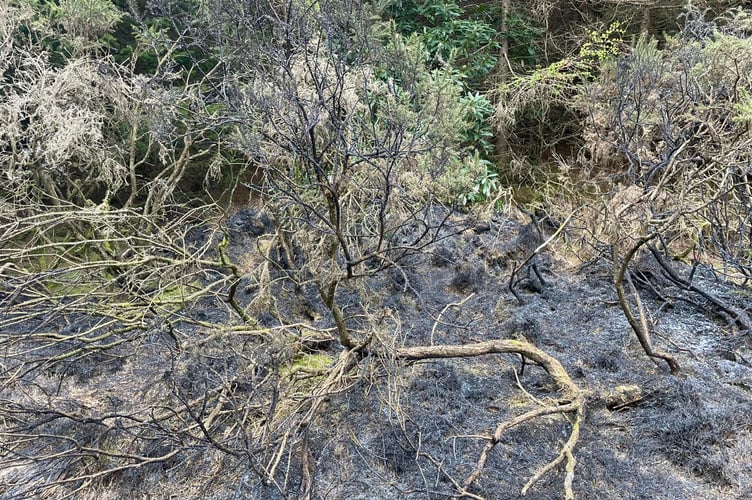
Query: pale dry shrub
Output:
[[563, 11, 752, 280], [53, 0, 123, 43]]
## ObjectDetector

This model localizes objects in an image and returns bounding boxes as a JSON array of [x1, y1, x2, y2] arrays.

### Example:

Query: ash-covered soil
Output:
[[276, 213, 752, 500], [2, 210, 752, 499]]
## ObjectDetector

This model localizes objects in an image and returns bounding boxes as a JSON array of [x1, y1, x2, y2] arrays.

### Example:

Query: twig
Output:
[[430, 293, 476, 345], [509, 208, 579, 303]]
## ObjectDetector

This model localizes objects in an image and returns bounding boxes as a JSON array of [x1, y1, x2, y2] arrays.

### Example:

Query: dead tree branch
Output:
[[395, 339, 584, 499]]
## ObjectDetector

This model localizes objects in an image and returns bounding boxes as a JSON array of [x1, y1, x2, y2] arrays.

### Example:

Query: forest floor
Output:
[[3, 209, 752, 499], [228, 209, 752, 499]]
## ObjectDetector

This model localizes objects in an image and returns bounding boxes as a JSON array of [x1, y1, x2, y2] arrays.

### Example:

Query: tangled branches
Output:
[[0, 2, 593, 498]]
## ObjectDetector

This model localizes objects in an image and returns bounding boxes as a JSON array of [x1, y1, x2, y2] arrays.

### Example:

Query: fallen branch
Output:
[[646, 244, 752, 331], [395, 339, 584, 499]]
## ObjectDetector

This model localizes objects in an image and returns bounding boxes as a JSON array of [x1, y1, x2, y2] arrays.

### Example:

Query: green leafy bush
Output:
[[388, 0, 499, 88]]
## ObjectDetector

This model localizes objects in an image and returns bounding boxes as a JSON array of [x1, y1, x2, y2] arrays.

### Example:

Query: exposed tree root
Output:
[[395, 339, 585, 500]]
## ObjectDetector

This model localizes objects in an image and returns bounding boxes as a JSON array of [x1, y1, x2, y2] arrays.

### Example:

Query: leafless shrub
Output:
[[1, 2, 589, 498], [0, 3, 251, 496], [559, 8, 752, 370]]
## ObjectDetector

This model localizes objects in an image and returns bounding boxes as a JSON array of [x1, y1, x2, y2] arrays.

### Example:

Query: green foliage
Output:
[[457, 90, 502, 205], [579, 21, 625, 66], [388, 0, 499, 88], [733, 88, 752, 124], [504, 11, 544, 68], [126, 16, 196, 76], [493, 19, 628, 167], [385, 1, 550, 205], [47, 0, 123, 53], [460, 154, 499, 205], [460, 91, 494, 158], [366, 23, 492, 205], [509, 21, 625, 90]]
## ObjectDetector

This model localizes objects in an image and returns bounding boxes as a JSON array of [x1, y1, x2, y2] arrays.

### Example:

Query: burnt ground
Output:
[[2, 210, 752, 499], [277, 213, 752, 500]]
